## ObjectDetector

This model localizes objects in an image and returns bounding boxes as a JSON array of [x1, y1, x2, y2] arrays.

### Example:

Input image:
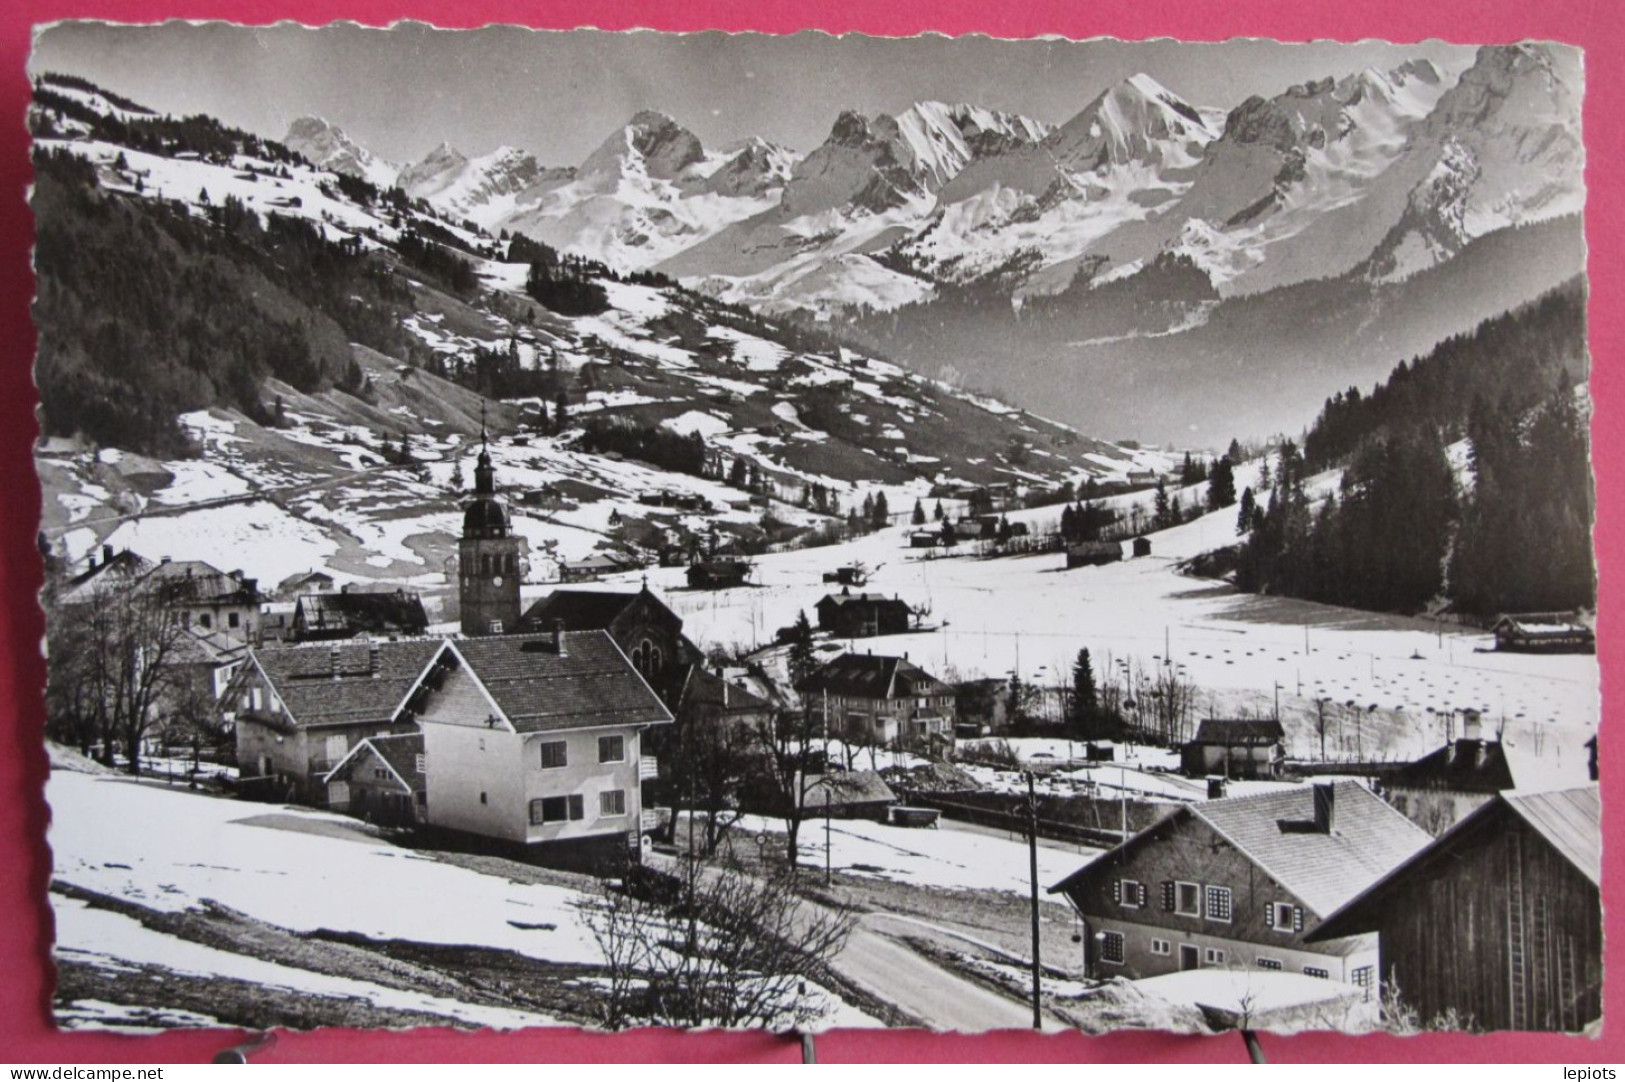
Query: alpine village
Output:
[[31, 44, 1600, 1038]]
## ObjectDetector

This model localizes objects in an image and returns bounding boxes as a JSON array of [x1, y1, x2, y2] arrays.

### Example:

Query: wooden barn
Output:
[[1132, 537, 1152, 558], [1067, 541, 1123, 569], [686, 559, 751, 590], [1310, 785, 1600, 1033], [1180, 718, 1286, 779], [1491, 613, 1595, 654], [815, 588, 912, 638], [801, 771, 897, 821], [909, 530, 942, 549]]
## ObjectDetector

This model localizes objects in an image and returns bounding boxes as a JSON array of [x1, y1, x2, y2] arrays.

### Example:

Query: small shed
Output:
[[909, 530, 941, 549], [1132, 536, 1152, 558], [1491, 613, 1595, 654], [1067, 541, 1123, 569], [323, 733, 426, 828], [687, 559, 750, 590], [1180, 718, 1286, 779], [801, 771, 897, 821]]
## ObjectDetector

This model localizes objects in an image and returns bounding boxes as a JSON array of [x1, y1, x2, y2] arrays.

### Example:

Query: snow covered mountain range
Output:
[[286, 44, 1582, 317]]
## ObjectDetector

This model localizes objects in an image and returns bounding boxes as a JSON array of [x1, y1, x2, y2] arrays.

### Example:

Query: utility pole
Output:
[[1026, 771, 1042, 1031], [823, 688, 831, 888]]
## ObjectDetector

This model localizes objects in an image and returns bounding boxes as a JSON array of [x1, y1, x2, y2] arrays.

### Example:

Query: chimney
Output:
[[552, 619, 566, 655], [369, 639, 380, 678], [1207, 775, 1227, 800], [87, 553, 97, 571], [1461, 710, 1483, 743], [102, 543, 113, 565], [329, 644, 342, 681], [160, 555, 172, 564], [1312, 782, 1335, 834]]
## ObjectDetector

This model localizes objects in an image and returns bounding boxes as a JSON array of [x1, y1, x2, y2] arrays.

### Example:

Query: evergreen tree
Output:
[[912, 499, 926, 526], [787, 610, 817, 688], [1207, 455, 1237, 510], [553, 391, 568, 430], [1153, 479, 1171, 530], [997, 515, 1012, 544], [1227, 438, 1243, 463], [1070, 648, 1099, 736], [1236, 486, 1256, 536], [933, 500, 945, 522], [728, 457, 748, 489], [871, 491, 889, 529], [1258, 457, 1273, 491]]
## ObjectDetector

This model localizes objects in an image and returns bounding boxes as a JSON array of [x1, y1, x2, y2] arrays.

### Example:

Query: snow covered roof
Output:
[[442, 631, 673, 734], [1052, 781, 1431, 918], [294, 590, 429, 639], [1506, 784, 1601, 885], [816, 591, 909, 611], [802, 771, 896, 810], [1386, 738, 1516, 793]]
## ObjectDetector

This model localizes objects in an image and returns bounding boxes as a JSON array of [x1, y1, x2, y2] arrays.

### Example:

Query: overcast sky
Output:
[[30, 23, 1477, 165]]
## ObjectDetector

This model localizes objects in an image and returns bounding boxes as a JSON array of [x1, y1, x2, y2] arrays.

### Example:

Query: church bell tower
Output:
[[459, 413, 522, 636]]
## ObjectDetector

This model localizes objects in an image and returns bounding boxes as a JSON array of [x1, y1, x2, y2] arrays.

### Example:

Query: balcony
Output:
[[639, 809, 661, 832], [638, 755, 659, 781]]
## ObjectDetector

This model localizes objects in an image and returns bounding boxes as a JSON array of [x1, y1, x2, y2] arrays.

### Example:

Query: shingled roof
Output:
[[443, 631, 673, 734], [1387, 738, 1517, 793], [1051, 781, 1432, 918], [294, 590, 429, 640], [677, 663, 774, 717], [250, 638, 443, 729], [324, 732, 425, 790], [797, 652, 954, 701], [520, 588, 661, 633], [1307, 784, 1600, 942]]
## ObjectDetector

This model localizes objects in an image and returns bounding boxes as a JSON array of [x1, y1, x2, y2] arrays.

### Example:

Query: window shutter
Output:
[[1112, 880, 1122, 904], [1138, 883, 1150, 907], [1265, 902, 1276, 929], [1293, 906, 1305, 932], [1162, 881, 1176, 912]]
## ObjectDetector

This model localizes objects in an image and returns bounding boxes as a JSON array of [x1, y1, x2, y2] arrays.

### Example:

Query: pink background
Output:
[[0, 0, 1619, 1064]]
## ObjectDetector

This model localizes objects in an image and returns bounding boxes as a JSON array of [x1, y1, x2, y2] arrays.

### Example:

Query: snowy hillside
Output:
[[31, 72, 1182, 611]]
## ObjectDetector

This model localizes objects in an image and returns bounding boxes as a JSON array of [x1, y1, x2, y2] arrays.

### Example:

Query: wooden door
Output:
[[1180, 944, 1200, 972]]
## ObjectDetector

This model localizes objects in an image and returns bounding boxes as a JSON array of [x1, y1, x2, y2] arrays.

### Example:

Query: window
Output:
[[374, 768, 389, 781], [228, 611, 241, 629], [1205, 886, 1233, 923], [1205, 948, 1226, 965], [199, 613, 212, 629], [1175, 881, 1201, 916], [600, 790, 627, 817], [540, 741, 568, 769], [1150, 939, 1171, 956], [481, 554, 492, 575], [1256, 958, 1283, 971], [598, 735, 625, 764], [1100, 931, 1125, 965], [632, 639, 663, 676], [1267, 901, 1304, 932], [489, 620, 504, 634], [1303, 966, 1330, 979], [531, 795, 586, 824], [415, 753, 427, 775], [479, 791, 488, 805], [1351, 966, 1374, 992]]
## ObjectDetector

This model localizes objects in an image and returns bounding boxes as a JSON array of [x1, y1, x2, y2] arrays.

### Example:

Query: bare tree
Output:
[[583, 860, 854, 1030], [750, 706, 825, 870]]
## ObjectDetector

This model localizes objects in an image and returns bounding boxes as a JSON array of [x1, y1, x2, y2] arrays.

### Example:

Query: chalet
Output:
[[519, 584, 695, 694], [799, 652, 957, 752], [801, 771, 896, 821], [291, 588, 429, 642], [814, 588, 912, 638], [276, 569, 335, 600], [144, 558, 262, 641], [909, 530, 942, 549], [1051, 782, 1431, 986], [1491, 613, 1595, 654], [59, 545, 152, 605], [410, 630, 673, 870], [322, 732, 426, 828], [1067, 541, 1123, 569], [1379, 714, 1589, 835], [1132, 537, 1153, 558], [227, 638, 443, 805], [686, 559, 751, 590], [674, 663, 774, 732], [1180, 719, 1286, 780], [559, 554, 632, 583], [1310, 785, 1600, 1033]]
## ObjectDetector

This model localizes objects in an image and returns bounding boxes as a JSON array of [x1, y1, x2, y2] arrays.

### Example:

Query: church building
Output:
[[459, 426, 524, 637]]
